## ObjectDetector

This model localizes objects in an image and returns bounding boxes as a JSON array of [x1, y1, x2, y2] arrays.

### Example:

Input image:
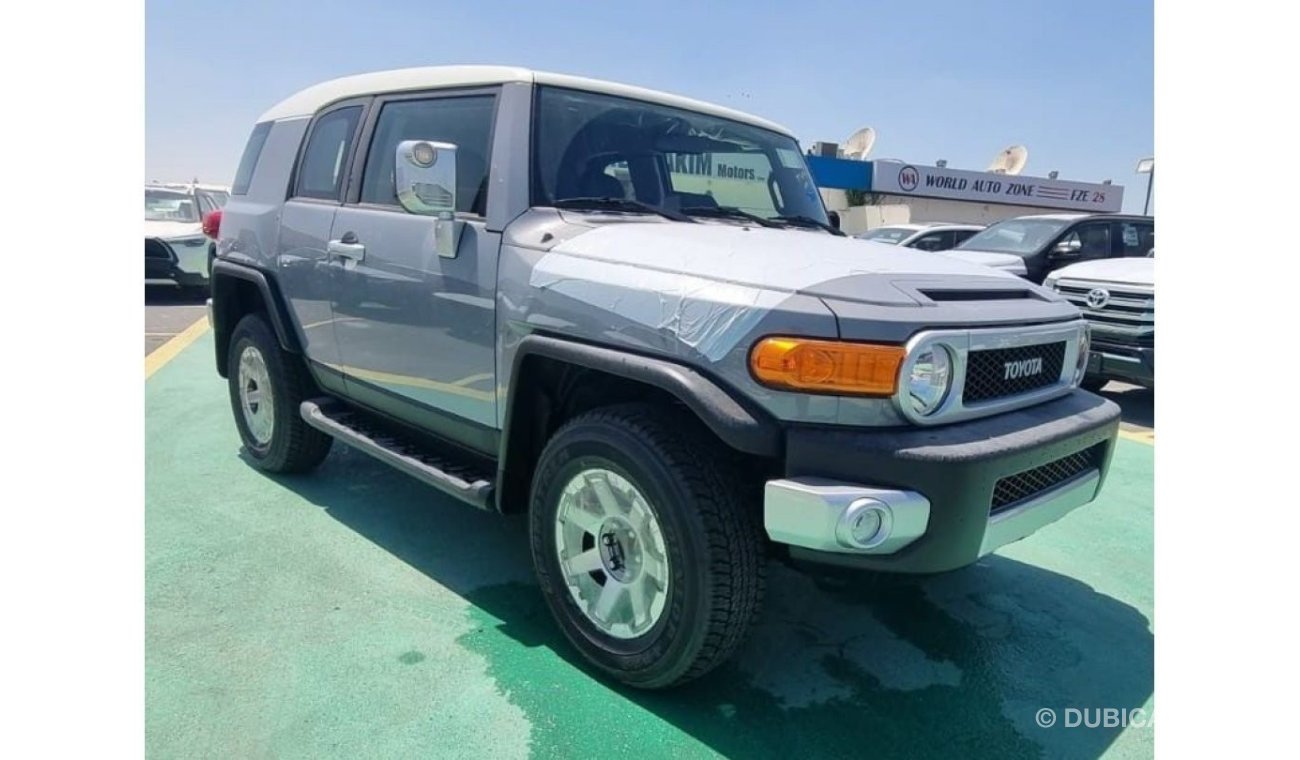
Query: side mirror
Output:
[[827, 210, 841, 230], [1052, 238, 1082, 257], [395, 140, 460, 258]]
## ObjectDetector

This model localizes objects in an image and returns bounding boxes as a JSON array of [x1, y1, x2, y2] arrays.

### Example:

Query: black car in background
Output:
[[943, 213, 1154, 284]]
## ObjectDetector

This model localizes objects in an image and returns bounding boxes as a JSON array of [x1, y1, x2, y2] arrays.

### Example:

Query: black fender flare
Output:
[[210, 258, 301, 377], [496, 334, 783, 510]]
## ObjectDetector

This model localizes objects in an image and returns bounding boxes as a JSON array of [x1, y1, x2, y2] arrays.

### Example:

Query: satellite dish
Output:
[[987, 145, 1029, 175], [843, 127, 877, 160]]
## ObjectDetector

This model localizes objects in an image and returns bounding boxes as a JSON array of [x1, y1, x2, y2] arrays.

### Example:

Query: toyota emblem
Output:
[[1086, 287, 1110, 309]]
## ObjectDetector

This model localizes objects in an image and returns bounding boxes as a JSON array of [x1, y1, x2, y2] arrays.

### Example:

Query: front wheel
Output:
[[528, 404, 765, 689]]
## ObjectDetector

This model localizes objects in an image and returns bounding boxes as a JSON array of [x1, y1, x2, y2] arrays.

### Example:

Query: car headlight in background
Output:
[[1044, 275, 1060, 291], [907, 345, 953, 415]]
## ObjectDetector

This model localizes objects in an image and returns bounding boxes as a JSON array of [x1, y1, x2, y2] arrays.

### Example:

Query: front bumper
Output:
[[763, 391, 1121, 574], [1086, 344, 1154, 387], [146, 237, 210, 286]]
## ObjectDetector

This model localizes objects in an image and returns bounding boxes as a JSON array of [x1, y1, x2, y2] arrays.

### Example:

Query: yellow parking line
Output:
[[320, 362, 496, 401], [1119, 428, 1155, 445], [452, 372, 494, 387], [145, 317, 210, 380]]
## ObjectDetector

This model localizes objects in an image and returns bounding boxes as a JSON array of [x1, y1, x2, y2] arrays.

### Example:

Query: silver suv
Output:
[[209, 66, 1121, 688]]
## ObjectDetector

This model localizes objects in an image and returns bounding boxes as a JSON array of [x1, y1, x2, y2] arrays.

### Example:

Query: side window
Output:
[[360, 95, 496, 215], [1061, 223, 1111, 257], [911, 231, 954, 251], [1118, 222, 1154, 256], [295, 106, 362, 201], [231, 122, 272, 196], [953, 229, 978, 246]]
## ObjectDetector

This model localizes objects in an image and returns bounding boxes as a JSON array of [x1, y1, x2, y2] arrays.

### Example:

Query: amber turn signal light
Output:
[[749, 337, 904, 396]]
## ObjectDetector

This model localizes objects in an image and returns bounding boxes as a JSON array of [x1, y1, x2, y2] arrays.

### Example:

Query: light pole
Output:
[[1135, 157, 1154, 216]]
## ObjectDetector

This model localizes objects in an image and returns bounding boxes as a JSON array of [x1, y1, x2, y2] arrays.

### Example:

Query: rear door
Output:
[[327, 89, 501, 454], [275, 100, 367, 387]]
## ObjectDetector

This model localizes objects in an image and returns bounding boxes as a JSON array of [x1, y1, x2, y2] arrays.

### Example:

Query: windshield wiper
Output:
[[680, 205, 782, 228], [553, 197, 694, 223], [772, 214, 846, 236]]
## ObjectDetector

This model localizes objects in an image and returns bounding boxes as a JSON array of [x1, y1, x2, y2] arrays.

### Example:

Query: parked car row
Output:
[[144, 182, 229, 292], [854, 212, 1155, 389]]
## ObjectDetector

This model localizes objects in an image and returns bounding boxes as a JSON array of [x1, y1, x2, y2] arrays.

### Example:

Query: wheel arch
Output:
[[210, 259, 301, 378], [495, 334, 783, 513]]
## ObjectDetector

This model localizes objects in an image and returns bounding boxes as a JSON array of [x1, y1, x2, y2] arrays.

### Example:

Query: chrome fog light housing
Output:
[[835, 498, 893, 549], [1074, 326, 1091, 385], [907, 345, 953, 416]]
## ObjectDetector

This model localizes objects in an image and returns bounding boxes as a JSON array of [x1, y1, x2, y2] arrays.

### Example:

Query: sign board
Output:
[[869, 162, 1123, 213]]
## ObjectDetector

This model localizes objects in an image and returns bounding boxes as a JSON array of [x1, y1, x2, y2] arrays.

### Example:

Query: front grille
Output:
[[991, 443, 1105, 515], [145, 239, 175, 261], [963, 342, 1065, 403], [1056, 279, 1154, 349]]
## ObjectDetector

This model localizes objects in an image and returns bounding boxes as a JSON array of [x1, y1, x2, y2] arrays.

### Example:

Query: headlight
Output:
[[1074, 326, 1091, 384], [907, 345, 953, 416], [1044, 275, 1060, 291], [750, 337, 904, 396]]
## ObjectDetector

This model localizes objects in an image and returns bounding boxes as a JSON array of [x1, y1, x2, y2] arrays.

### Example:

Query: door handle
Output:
[[327, 235, 365, 261]]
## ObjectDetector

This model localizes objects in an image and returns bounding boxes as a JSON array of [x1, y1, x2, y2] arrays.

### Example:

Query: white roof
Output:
[[258, 65, 795, 137]]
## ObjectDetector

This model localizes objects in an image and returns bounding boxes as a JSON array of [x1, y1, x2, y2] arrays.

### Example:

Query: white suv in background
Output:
[[855, 222, 984, 252], [145, 182, 229, 292]]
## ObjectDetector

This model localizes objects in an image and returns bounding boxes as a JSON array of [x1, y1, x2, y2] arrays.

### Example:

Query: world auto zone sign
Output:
[[872, 163, 1123, 212]]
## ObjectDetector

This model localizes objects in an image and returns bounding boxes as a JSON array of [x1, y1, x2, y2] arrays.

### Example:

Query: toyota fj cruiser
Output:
[[209, 66, 1121, 688]]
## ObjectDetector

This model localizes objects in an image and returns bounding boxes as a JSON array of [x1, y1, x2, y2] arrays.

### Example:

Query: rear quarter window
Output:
[[231, 122, 272, 196]]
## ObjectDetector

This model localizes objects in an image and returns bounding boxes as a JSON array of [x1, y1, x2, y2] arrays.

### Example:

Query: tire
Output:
[[227, 313, 332, 473], [1081, 375, 1109, 393], [528, 403, 765, 688]]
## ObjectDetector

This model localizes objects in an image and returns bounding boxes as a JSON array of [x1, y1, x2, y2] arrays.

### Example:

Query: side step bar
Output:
[[300, 398, 494, 510]]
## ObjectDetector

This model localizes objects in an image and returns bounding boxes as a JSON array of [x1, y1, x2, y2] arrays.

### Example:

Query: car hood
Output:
[[1051, 257, 1154, 287], [525, 218, 1077, 350], [145, 220, 203, 240], [938, 248, 1028, 272], [549, 220, 1024, 294]]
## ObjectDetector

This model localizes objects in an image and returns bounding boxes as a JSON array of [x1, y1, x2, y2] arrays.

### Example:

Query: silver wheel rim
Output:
[[553, 468, 670, 639], [237, 345, 275, 446]]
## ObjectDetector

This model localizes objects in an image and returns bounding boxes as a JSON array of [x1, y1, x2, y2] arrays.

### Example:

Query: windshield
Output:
[[856, 227, 913, 244], [532, 86, 828, 224], [145, 188, 199, 223], [956, 217, 1073, 255]]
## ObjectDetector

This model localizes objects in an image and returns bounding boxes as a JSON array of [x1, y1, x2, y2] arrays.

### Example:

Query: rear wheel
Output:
[[227, 313, 332, 473], [528, 403, 765, 688]]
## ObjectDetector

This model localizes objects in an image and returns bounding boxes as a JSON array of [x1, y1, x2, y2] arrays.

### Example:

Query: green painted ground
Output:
[[147, 333, 1153, 759]]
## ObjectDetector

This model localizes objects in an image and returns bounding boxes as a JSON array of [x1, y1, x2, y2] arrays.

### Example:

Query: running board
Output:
[[300, 398, 494, 510]]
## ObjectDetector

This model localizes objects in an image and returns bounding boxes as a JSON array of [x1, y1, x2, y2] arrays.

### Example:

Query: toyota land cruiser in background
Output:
[[145, 182, 229, 292], [944, 213, 1155, 284], [854, 222, 984, 251], [209, 66, 1121, 688], [1046, 255, 1154, 392]]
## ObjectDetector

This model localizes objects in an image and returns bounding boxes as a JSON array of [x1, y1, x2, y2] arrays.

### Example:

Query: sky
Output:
[[146, 0, 1153, 212]]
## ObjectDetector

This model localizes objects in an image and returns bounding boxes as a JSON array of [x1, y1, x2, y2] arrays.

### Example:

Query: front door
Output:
[[327, 90, 501, 454]]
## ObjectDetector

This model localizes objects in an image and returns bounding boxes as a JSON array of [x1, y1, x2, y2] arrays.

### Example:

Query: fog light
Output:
[[836, 498, 893, 549]]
